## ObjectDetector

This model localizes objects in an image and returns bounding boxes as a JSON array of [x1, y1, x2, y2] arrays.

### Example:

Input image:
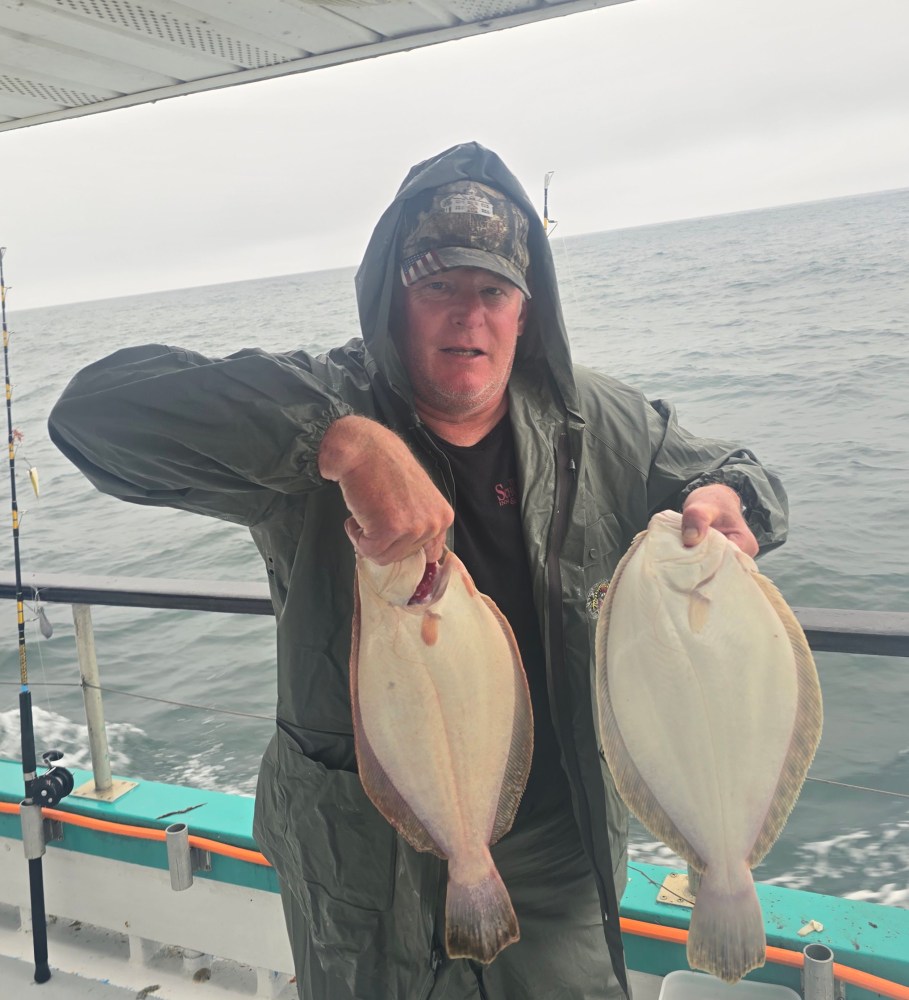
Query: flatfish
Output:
[[595, 510, 822, 982], [351, 548, 533, 963]]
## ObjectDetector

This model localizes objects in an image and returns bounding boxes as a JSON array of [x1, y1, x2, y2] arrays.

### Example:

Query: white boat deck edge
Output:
[[0, 908, 663, 1000], [0, 903, 295, 1000]]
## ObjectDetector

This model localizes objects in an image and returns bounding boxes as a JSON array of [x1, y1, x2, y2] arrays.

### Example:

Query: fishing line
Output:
[[0, 677, 274, 722], [79, 680, 274, 721], [24, 590, 58, 720], [804, 775, 909, 801], [626, 863, 692, 905]]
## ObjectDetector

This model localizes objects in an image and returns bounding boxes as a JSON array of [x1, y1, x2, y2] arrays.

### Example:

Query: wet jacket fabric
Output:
[[49, 142, 789, 1000]]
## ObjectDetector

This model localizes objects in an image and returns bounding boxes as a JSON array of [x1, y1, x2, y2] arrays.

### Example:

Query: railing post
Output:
[[72, 604, 113, 794]]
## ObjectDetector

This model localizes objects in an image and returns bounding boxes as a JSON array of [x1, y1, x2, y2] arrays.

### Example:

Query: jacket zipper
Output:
[[418, 946, 444, 1000], [417, 856, 448, 1000], [408, 417, 457, 550], [545, 432, 631, 1000]]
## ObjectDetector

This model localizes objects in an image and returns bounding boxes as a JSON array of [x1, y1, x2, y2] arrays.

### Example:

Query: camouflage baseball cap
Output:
[[399, 180, 531, 297]]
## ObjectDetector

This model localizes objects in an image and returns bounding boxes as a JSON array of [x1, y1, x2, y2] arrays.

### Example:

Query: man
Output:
[[49, 142, 788, 1000]]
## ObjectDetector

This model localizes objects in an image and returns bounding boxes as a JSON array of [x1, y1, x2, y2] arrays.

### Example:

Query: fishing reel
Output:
[[32, 750, 74, 807]]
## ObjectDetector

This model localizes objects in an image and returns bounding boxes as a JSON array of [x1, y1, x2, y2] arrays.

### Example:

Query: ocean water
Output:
[[1, 187, 907, 908]]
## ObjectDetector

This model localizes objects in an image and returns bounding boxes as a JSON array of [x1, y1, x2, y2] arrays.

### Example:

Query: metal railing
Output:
[[2, 570, 909, 796], [4, 570, 908, 655]]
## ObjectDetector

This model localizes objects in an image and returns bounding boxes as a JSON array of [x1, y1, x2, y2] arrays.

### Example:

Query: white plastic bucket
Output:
[[658, 970, 801, 1000]]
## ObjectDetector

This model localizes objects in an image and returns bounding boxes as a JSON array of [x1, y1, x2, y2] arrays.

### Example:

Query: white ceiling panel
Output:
[[0, 0, 631, 132]]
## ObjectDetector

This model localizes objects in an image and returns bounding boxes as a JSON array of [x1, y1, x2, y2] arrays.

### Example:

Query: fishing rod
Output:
[[543, 171, 558, 236], [1, 247, 73, 985]]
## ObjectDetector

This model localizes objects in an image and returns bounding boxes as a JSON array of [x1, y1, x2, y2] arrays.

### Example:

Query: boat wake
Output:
[[629, 821, 909, 910], [0, 705, 141, 771], [759, 825, 909, 908], [0, 706, 257, 797]]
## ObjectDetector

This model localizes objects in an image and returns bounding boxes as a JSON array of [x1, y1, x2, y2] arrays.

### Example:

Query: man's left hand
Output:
[[681, 483, 759, 556]]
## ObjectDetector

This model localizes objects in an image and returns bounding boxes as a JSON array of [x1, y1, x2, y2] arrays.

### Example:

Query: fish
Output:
[[350, 548, 533, 963], [595, 510, 822, 982]]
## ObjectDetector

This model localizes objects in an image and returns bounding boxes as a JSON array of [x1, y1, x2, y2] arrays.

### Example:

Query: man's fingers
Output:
[[726, 529, 759, 557], [344, 517, 365, 554], [680, 505, 759, 556], [681, 509, 708, 547], [345, 517, 448, 566], [423, 531, 447, 565], [323, 417, 454, 565]]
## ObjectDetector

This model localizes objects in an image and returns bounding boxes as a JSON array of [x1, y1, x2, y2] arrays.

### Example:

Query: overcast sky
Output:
[[3, 0, 908, 310]]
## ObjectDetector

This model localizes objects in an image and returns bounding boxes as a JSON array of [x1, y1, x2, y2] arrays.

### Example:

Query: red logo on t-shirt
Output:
[[495, 479, 518, 506]]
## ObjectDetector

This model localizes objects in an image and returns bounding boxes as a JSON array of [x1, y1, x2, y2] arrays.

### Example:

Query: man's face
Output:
[[396, 266, 527, 424]]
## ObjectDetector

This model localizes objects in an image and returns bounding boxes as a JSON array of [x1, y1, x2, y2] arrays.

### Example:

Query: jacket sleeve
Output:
[[48, 343, 360, 527], [645, 399, 789, 554]]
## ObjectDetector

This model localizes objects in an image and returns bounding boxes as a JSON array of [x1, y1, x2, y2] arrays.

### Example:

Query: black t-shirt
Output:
[[429, 415, 570, 824]]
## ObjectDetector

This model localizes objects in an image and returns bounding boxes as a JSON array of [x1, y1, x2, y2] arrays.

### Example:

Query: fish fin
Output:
[[350, 573, 444, 857], [597, 691, 705, 866], [747, 573, 823, 867], [354, 718, 443, 855], [445, 856, 519, 964], [595, 568, 706, 870], [687, 862, 765, 983], [479, 594, 534, 846]]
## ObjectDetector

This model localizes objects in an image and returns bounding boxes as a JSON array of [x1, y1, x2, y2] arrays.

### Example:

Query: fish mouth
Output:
[[407, 554, 452, 607]]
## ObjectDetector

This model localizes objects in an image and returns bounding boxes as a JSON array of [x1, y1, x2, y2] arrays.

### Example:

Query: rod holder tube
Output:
[[166, 823, 193, 891], [803, 943, 836, 1000], [19, 801, 45, 860], [72, 604, 113, 793]]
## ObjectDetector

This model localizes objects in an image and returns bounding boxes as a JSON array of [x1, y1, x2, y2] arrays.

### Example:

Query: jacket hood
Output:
[[355, 141, 579, 418]]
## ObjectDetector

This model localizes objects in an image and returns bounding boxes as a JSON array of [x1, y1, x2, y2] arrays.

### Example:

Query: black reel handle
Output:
[[33, 750, 74, 807]]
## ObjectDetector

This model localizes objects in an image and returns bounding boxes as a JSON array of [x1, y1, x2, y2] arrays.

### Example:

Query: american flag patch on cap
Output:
[[401, 249, 445, 286]]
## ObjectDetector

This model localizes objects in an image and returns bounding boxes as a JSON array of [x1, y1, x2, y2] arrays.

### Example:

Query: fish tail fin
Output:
[[445, 859, 519, 964], [687, 863, 765, 983]]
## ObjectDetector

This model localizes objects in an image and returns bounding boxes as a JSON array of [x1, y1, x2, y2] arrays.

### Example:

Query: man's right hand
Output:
[[318, 415, 453, 565]]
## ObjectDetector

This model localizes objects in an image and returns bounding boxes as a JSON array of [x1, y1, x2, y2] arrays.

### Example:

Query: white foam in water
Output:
[[0, 705, 142, 772], [630, 823, 909, 910], [628, 837, 685, 870], [846, 883, 909, 908], [757, 824, 909, 909], [168, 746, 256, 798]]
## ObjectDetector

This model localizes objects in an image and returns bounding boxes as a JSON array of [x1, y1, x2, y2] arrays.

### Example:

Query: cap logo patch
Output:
[[439, 191, 495, 218]]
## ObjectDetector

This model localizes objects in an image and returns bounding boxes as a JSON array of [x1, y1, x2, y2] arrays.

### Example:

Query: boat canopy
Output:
[[0, 0, 629, 133]]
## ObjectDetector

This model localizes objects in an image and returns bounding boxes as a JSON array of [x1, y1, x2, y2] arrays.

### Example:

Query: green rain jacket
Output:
[[49, 142, 788, 1000]]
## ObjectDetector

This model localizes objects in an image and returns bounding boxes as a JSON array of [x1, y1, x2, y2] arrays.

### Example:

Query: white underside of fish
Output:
[[596, 511, 822, 982], [351, 549, 533, 963]]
